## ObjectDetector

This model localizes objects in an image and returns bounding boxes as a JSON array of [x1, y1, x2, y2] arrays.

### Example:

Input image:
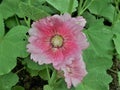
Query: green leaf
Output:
[[19, 2, 50, 20], [113, 33, 120, 54], [0, 26, 28, 75], [12, 86, 24, 90], [46, 0, 78, 13], [0, 72, 19, 90], [0, 0, 22, 19], [77, 19, 113, 90], [88, 0, 115, 22], [0, 14, 4, 38]]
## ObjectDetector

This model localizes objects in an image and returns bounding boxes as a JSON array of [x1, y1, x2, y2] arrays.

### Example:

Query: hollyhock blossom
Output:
[[61, 56, 87, 88], [27, 13, 89, 69]]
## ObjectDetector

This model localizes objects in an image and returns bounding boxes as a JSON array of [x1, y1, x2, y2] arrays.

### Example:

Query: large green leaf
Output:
[[46, 0, 78, 13], [88, 0, 115, 22], [19, 2, 50, 20], [76, 19, 113, 90], [0, 26, 28, 75], [0, 72, 19, 90]]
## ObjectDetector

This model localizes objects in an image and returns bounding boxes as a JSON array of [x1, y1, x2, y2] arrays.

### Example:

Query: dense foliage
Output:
[[0, 0, 120, 90]]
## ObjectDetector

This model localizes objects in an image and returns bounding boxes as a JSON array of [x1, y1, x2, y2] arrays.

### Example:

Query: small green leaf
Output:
[[46, 0, 78, 13], [39, 69, 50, 80], [5, 16, 18, 29], [22, 58, 46, 71], [0, 26, 28, 75], [0, 72, 19, 90], [19, 2, 50, 20], [26, 68, 39, 76], [44, 85, 53, 90]]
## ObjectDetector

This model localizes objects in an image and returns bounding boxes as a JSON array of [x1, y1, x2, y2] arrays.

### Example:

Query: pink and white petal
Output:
[[27, 44, 40, 54], [61, 13, 71, 21], [65, 75, 72, 89], [46, 48, 64, 69], [62, 41, 81, 57], [71, 78, 81, 87], [76, 32, 89, 50], [75, 16, 86, 28], [28, 28, 39, 36], [31, 52, 52, 65]]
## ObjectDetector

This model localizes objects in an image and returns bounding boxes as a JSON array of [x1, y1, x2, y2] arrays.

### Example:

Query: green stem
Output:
[[15, 15, 20, 25], [45, 65, 51, 82], [68, 0, 74, 14], [78, 0, 83, 15], [109, 69, 118, 74], [24, 17, 31, 28], [78, 0, 93, 15], [15, 67, 25, 74]]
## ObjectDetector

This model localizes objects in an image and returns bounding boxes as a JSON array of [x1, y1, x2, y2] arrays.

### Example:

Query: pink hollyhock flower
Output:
[[62, 56, 87, 88], [27, 13, 89, 69]]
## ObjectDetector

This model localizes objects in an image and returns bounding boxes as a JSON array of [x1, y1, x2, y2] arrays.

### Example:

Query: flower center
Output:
[[51, 35, 64, 48]]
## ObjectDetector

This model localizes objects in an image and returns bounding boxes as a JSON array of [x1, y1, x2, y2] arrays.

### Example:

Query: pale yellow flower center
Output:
[[51, 35, 63, 48]]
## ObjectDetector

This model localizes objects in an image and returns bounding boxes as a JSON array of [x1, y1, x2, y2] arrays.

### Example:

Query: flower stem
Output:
[[24, 17, 31, 28], [68, 0, 74, 14], [49, 69, 57, 86], [109, 69, 118, 74], [15, 67, 25, 74], [45, 65, 51, 82]]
